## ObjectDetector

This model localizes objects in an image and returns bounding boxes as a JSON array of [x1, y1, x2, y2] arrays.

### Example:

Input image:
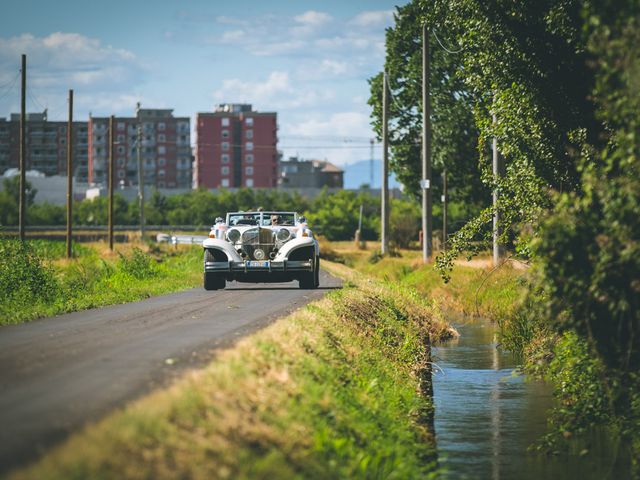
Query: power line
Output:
[[433, 30, 463, 54], [0, 71, 20, 101]]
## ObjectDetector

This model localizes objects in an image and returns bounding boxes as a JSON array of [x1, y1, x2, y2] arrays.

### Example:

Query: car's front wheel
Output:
[[204, 272, 225, 291], [299, 256, 319, 289]]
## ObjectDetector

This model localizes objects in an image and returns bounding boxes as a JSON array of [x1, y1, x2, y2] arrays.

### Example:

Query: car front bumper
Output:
[[204, 260, 313, 273]]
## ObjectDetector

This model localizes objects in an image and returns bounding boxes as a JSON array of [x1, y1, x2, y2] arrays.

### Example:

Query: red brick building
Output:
[[88, 108, 191, 188], [195, 104, 277, 189]]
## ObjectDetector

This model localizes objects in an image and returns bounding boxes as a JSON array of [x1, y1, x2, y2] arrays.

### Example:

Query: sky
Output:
[[0, 0, 402, 167]]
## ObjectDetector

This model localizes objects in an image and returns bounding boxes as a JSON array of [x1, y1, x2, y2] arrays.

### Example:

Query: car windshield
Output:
[[227, 212, 296, 226]]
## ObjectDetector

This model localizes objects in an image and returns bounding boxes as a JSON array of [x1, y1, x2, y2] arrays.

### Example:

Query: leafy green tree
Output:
[[306, 189, 379, 241]]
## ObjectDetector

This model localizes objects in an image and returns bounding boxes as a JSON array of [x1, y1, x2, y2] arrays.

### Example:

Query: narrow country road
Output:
[[0, 271, 341, 474]]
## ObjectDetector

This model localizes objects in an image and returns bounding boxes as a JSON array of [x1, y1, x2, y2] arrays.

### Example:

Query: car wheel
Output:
[[299, 256, 318, 290], [204, 272, 225, 291], [314, 256, 320, 288]]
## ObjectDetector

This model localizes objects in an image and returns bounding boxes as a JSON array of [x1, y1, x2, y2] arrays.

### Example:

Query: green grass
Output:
[[0, 239, 203, 326], [10, 262, 443, 480]]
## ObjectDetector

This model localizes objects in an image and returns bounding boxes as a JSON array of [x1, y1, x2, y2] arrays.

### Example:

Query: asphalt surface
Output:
[[0, 270, 341, 474]]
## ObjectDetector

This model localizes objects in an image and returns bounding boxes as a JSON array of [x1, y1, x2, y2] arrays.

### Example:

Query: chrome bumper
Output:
[[204, 260, 313, 273]]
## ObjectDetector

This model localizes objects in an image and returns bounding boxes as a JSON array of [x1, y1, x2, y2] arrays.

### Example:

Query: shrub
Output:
[[117, 248, 157, 279]]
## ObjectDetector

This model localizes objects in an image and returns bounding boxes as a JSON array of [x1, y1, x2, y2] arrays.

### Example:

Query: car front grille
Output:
[[241, 227, 276, 260]]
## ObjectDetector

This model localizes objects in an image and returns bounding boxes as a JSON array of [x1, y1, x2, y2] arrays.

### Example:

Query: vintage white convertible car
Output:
[[202, 211, 320, 290]]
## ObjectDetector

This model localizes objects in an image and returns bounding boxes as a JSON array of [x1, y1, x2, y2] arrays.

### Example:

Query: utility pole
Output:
[[369, 138, 374, 188], [108, 115, 114, 251], [66, 89, 73, 259], [18, 54, 26, 241], [136, 102, 144, 240], [492, 111, 503, 266], [381, 71, 390, 255], [421, 22, 433, 262], [442, 168, 447, 253]]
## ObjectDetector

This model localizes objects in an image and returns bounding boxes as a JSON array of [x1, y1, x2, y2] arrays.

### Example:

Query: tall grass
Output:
[[0, 239, 203, 326]]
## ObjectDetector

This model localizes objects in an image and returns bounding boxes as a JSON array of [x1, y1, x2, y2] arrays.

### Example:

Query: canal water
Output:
[[432, 315, 630, 479]]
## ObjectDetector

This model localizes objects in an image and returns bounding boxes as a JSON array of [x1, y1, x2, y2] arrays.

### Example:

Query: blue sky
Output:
[[0, 0, 402, 166]]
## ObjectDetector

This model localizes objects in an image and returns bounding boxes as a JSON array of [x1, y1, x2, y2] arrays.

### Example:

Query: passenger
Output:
[[271, 214, 280, 225]]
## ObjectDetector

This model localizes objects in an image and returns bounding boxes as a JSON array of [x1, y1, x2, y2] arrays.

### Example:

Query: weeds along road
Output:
[[0, 271, 341, 474]]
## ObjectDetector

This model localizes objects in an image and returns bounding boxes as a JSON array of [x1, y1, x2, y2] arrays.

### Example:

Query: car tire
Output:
[[299, 256, 318, 289], [314, 257, 320, 288], [204, 272, 225, 291]]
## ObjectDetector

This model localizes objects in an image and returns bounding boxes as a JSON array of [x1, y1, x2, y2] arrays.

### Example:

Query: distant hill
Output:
[[342, 160, 402, 190]]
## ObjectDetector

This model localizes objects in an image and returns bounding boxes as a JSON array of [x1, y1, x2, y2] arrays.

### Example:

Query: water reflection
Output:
[[432, 317, 628, 480]]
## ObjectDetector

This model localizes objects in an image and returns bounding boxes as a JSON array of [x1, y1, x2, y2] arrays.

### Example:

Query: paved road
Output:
[[0, 271, 341, 474]]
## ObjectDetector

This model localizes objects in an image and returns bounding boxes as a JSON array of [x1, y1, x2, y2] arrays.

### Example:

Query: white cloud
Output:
[[212, 71, 334, 110], [0, 32, 141, 90], [280, 111, 374, 166], [220, 30, 246, 43], [293, 11, 332, 27], [319, 59, 348, 76], [349, 10, 394, 28]]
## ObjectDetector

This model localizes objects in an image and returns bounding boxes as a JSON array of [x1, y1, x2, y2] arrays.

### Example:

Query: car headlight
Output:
[[276, 228, 291, 242], [227, 229, 240, 243], [253, 248, 266, 260]]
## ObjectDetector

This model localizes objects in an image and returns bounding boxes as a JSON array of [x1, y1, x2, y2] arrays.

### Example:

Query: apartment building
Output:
[[195, 104, 277, 189], [0, 111, 89, 181], [88, 108, 191, 188]]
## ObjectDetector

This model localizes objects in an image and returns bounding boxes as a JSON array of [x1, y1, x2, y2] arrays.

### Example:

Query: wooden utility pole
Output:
[[492, 111, 503, 266], [442, 168, 447, 253], [66, 89, 73, 258], [136, 102, 145, 240], [108, 115, 114, 251], [422, 22, 433, 263], [381, 72, 390, 255], [18, 54, 26, 241]]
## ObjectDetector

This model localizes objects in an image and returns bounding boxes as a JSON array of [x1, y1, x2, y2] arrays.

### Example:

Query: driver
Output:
[[271, 214, 280, 225]]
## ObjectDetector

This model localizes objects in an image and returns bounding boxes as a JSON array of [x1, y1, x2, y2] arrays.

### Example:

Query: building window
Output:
[[245, 166, 254, 175], [221, 154, 230, 164], [221, 178, 230, 187], [158, 134, 166, 142], [158, 157, 166, 166], [221, 118, 230, 127], [158, 122, 166, 131], [117, 134, 125, 143], [117, 122, 125, 131], [60, 126, 67, 134], [117, 157, 125, 167], [158, 169, 166, 178], [221, 142, 229, 151], [117, 146, 125, 154], [221, 166, 230, 175], [158, 181, 166, 188], [245, 117, 253, 126], [117, 170, 126, 178], [246, 130, 253, 139], [60, 138, 67, 145], [222, 130, 229, 138], [246, 142, 253, 151], [158, 145, 166, 154], [246, 154, 254, 163], [246, 178, 254, 187]]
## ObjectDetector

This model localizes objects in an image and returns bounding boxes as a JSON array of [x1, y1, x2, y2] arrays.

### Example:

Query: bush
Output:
[[117, 248, 157, 279], [0, 238, 58, 302]]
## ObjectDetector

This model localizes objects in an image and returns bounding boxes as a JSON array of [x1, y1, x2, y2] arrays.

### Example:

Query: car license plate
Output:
[[247, 261, 269, 268]]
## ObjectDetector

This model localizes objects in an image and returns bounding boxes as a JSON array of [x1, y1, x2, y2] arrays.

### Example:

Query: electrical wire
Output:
[[0, 71, 20, 101], [433, 29, 463, 54]]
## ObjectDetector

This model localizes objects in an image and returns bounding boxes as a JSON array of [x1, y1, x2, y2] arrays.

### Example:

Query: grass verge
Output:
[[0, 238, 203, 326], [9, 261, 449, 479]]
